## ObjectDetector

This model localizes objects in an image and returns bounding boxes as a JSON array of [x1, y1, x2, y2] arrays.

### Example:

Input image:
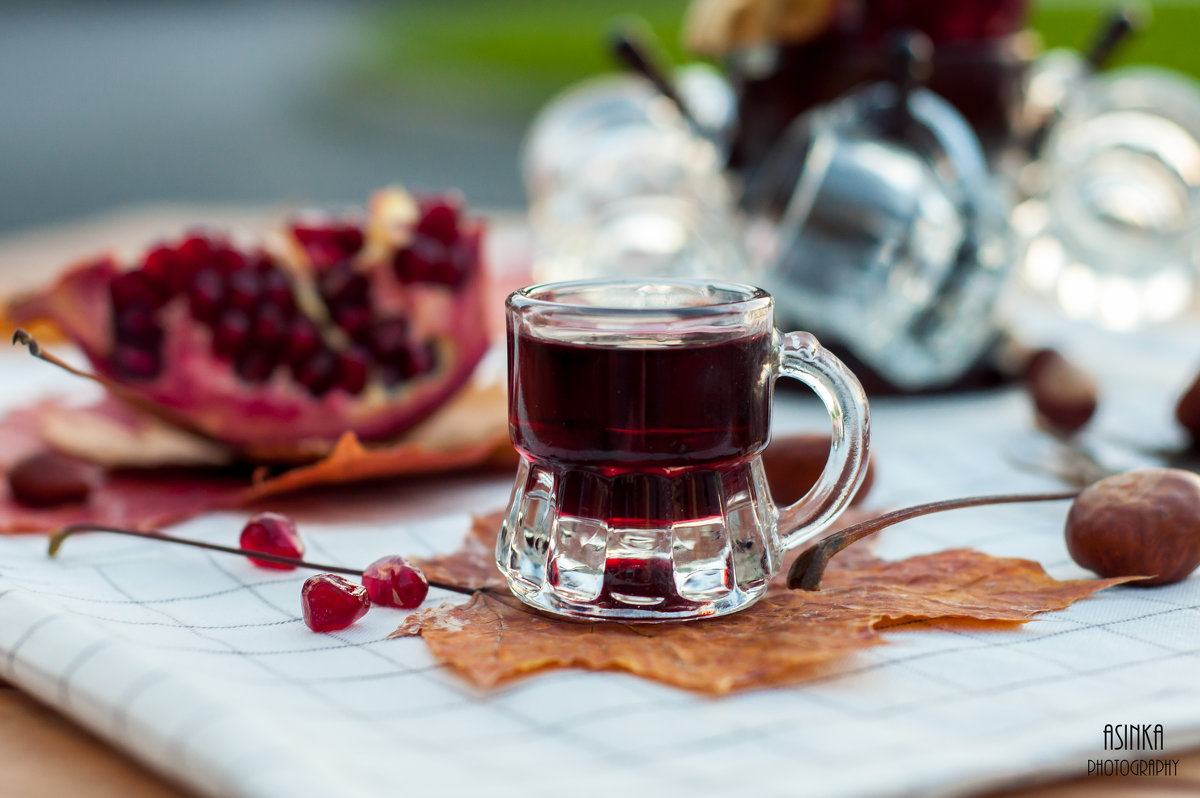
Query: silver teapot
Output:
[[743, 41, 1012, 390]]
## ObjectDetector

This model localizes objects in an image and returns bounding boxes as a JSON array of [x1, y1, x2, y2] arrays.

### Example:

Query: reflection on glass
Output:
[[522, 66, 742, 285], [745, 84, 1011, 390], [1015, 66, 1200, 328]]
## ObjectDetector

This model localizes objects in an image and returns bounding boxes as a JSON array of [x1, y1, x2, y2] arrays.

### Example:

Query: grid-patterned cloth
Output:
[[1, 310, 1199, 798]]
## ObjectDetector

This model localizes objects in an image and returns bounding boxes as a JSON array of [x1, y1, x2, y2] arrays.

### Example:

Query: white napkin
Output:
[[1, 310, 1199, 798]]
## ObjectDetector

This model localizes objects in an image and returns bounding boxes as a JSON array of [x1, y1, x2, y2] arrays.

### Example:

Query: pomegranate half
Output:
[[10, 188, 490, 461]]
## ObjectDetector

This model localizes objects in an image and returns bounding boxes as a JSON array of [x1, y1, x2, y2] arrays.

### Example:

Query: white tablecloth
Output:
[[0, 297, 1198, 797]]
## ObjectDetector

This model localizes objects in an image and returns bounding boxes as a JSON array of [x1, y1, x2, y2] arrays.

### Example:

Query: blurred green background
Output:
[[2, 1, 1197, 236], [359, 0, 1200, 107]]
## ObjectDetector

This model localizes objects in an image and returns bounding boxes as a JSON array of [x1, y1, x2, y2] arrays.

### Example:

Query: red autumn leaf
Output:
[[395, 512, 1133, 694], [0, 404, 246, 534], [0, 378, 515, 533]]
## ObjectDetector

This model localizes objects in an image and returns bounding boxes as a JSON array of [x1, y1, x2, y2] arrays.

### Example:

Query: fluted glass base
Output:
[[496, 457, 782, 621]]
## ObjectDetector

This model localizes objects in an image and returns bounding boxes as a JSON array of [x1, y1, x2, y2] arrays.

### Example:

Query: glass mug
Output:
[[499, 279, 870, 621]]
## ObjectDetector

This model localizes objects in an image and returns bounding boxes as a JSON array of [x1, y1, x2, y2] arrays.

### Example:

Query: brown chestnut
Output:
[[1175, 369, 1200, 447], [7, 451, 95, 508], [1025, 348, 1098, 435], [761, 432, 875, 507], [1065, 468, 1200, 587]]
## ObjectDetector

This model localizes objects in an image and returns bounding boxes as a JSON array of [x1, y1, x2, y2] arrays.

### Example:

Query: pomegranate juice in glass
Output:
[[501, 280, 869, 620]]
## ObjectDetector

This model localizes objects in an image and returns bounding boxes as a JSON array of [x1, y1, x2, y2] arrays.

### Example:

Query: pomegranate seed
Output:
[[397, 229, 472, 286], [110, 271, 167, 310], [112, 345, 162, 379], [291, 221, 365, 270], [293, 348, 338, 396], [234, 349, 278, 383], [443, 241, 476, 285], [115, 306, 163, 347], [429, 262, 463, 286], [401, 340, 437, 378], [318, 264, 369, 307], [369, 317, 410, 360], [394, 236, 449, 284], [213, 309, 251, 357], [301, 574, 370, 632], [378, 364, 404, 388], [251, 251, 276, 274], [142, 245, 192, 292], [187, 267, 226, 323], [336, 348, 370, 395], [283, 316, 321, 365], [259, 269, 295, 314], [253, 304, 289, 345], [337, 226, 366, 253], [417, 196, 461, 244], [239, 512, 304, 569], [213, 247, 246, 275], [178, 234, 216, 266], [227, 270, 262, 312], [333, 306, 372, 341], [361, 555, 429, 608]]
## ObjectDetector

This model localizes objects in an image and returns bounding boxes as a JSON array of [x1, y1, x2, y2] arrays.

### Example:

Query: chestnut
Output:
[[7, 450, 95, 508], [1025, 348, 1098, 435], [1065, 468, 1200, 587], [1175, 369, 1200, 447], [761, 432, 875, 507]]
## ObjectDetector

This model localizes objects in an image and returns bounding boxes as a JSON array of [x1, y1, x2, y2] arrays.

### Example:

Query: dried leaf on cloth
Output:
[[0, 379, 515, 533], [411, 511, 512, 591], [396, 511, 1132, 694], [0, 404, 247, 533]]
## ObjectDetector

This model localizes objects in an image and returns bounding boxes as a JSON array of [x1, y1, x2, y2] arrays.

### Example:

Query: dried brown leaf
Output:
[[819, 549, 1130, 621], [210, 375, 513, 500], [412, 511, 510, 591], [396, 513, 1132, 694], [395, 590, 884, 693]]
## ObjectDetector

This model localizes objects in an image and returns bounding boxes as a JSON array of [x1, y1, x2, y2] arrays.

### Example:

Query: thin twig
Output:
[[787, 490, 1080, 591], [12, 329, 221, 445], [49, 524, 479, 596]]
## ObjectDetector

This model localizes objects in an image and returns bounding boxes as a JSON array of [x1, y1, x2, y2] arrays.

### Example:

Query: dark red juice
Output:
[[508, 330, 772, 527], [510, 330, 771, 465]]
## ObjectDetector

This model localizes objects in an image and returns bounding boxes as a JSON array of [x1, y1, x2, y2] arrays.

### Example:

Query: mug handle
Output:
[[773, 331, 871, 550]]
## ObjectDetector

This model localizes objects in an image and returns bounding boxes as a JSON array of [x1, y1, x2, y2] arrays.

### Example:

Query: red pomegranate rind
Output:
[[0, 404, 245, 534], [8, 255, 120, 360], [7, 188, 490, 461], [242, 378, 516, 502]]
